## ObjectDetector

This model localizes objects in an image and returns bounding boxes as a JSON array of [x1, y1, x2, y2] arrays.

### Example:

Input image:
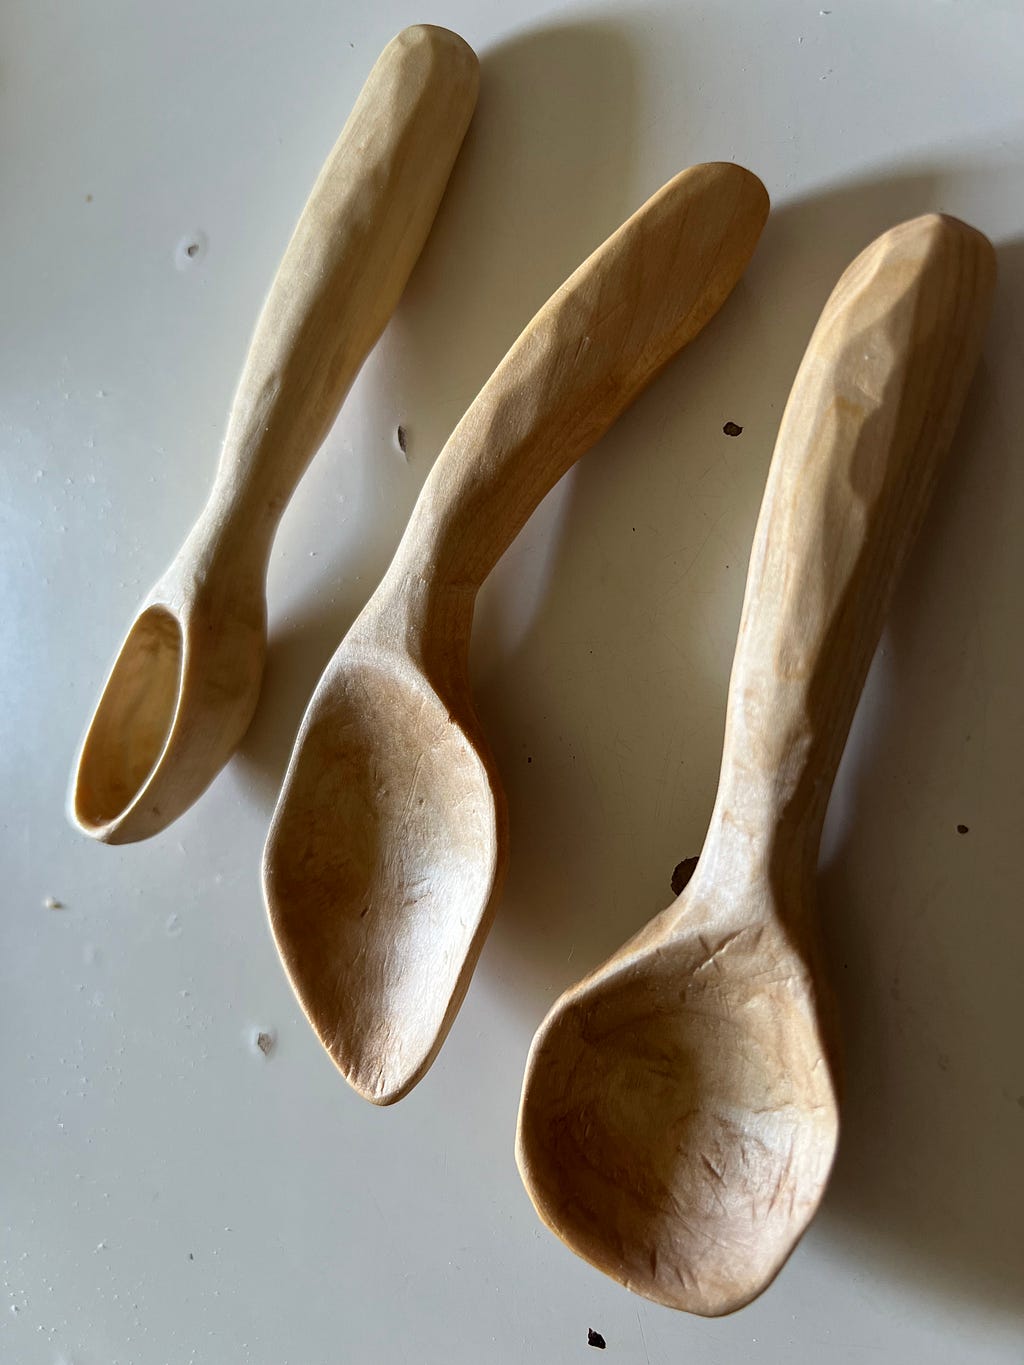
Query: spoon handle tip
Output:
[[713, 211, 995, 856], [385, 161, 769, 618], [202, 25, 479, 558]]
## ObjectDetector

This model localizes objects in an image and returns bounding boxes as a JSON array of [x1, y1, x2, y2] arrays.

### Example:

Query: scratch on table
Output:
[[637, 1307, 651, 1364]]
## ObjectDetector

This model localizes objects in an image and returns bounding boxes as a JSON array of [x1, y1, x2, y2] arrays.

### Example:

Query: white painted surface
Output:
[[3, 1, 1023, 1361]]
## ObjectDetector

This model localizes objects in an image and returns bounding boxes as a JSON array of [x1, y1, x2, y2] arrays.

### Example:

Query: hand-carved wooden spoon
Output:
[[70, 26, 478, 843], [263, 162, 770, 1104], [516, 213, 996, 1316]]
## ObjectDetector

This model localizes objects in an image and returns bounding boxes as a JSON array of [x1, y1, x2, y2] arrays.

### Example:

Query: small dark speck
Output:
[[186, 242, 199, 258], [396, 424, 408, 455], [588, 1329, 606, 1349], [85, 193, 93, 203], [188, 1252, 194, 1261], [723, 421, 743, 437], [956, 823, 969, 834], [255, 1031, 274, 1056], [527, 756, 533, 764], [671, 856, 699, 896], [360, 904, 371, 918]]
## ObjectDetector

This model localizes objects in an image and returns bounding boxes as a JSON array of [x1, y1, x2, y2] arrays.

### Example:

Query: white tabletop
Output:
[[4, 1, 1023, 1362]]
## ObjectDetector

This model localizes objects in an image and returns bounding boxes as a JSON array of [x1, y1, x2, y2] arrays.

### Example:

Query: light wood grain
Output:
[[263, 163, 770, 1105], [70, 25, 478, 843], [516, 213, 996, 1316]]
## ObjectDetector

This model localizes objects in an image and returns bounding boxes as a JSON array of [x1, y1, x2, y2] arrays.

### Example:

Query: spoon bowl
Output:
[[518, 886, 838, 1314], [73, 605, 187, 833], [265, 645, 501, 1102], [72, 580, 264, 841]]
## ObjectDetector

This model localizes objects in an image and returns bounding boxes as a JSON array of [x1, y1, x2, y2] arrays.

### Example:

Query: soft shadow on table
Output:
[[474, 166, 943, 998], [235, 17, 640, 807], [472, 175, 1023, 1320], [815, 234, 1024, 1320]]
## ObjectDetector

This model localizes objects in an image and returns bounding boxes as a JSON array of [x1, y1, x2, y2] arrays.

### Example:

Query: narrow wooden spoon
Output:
[[263, 162, 770, 1104], [516, 213, 996, 1316], [70, 26, 478, 843]]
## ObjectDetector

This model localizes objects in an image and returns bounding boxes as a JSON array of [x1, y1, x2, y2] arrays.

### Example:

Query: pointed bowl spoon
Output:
[[263, 162, 770, 1103]]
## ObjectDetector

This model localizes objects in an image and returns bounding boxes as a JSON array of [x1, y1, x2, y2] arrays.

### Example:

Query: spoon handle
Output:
[[713, 215, 995, 857], [199, 26, 477, 556], [387, 163, 769, 605]]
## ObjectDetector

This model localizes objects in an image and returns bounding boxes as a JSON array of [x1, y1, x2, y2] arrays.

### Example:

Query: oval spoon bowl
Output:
[[72, 588, 265, 843], [73, 605, 185, 833]]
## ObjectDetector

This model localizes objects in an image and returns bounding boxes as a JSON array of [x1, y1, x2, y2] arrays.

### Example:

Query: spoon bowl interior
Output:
[[517, 904, 838, 1316], [73, 605, 184, 834], [71, 596, 265, 844], [264, 650, 503, 1104]]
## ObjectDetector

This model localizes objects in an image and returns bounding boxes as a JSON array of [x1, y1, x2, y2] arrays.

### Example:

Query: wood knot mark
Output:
[[671, 856, 699, 896]]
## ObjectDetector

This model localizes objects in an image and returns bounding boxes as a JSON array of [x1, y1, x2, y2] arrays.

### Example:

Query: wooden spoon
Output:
[[516, 213, 996, 1316], [263, 162, 770, 1104], [70, 26, 478, 843]]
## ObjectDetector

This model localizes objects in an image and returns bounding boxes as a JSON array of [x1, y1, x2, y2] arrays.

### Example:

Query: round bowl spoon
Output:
[[516, 213, 996, 1315], [70, 26, 479, 842], [263, 162, 771, 1104]]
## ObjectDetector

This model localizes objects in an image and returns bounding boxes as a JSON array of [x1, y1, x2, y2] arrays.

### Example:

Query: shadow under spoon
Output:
[[516, 212, 996, 1316], [263, 161, 771, 1104], [70, 25, 479, 843]]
